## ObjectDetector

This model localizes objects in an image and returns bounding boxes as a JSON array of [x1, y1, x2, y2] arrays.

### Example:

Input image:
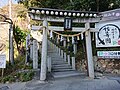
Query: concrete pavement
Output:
[[0, 82, 26, 90], [23, 76, 120, 90], [0, 75, 120, 90]]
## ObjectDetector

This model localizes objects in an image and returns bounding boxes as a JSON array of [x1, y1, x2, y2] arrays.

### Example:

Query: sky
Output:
[[0, 0, 17, 8]]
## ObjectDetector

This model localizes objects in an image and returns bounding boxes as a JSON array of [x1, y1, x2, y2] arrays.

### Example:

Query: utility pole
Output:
[[9, 0, 12, 19], [8, 0, 14, 65]]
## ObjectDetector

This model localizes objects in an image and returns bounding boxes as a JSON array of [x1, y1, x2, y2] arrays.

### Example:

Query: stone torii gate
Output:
[[28, 8, 100, 81]]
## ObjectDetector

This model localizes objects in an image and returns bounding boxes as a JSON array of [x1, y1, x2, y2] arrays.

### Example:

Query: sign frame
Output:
[[96, 20, 120, 47]]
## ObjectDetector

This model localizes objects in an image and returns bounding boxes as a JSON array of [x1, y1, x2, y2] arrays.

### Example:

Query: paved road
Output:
[[0, 76, 120, 90], [24, 76, 120, 90], [0, 82, 26, 90]]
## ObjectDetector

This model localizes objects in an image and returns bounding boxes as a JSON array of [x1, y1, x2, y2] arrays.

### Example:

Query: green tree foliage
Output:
[[17, 0, 120, 11], [13, 25, 27, 55]]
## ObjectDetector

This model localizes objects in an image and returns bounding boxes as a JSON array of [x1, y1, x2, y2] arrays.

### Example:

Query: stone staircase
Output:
[[48, 47, 85, 78]]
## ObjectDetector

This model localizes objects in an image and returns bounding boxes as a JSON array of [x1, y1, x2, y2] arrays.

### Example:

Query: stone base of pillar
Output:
[[64, 52, 66, 62]]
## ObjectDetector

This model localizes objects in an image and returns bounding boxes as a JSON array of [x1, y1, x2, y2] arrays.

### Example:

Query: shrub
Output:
[[1, 75, 15, 83], [0, 71, 34, 83], [19, 71, 34, 82]]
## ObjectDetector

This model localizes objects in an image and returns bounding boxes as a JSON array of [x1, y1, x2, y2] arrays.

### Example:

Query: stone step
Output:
[[48, 46, 84, 79], [52, 61, 65, 63], [52, 64, 70, 67], [52, 62, 68, 65], [52, 58, 64, 61], [47, 51, 55, 53], [52, 59, 65, 61], [52, 68, 74, 72], [48, 54, 59, 56], [52, 65, 72, 69], [48, 51, 58, 53], [52, 61, 66, 64], [52, 71, 85, 78], [48, 54, 58, 56], [52, 64, 71, 67], [52, 57, 63, 60]]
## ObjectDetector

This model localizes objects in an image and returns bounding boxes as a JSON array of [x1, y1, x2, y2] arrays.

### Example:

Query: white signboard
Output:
[[100, 8, 120, 22], [97, 51, 120, 59], [96, 20, 120, 47], [0, 55, 6, 68]]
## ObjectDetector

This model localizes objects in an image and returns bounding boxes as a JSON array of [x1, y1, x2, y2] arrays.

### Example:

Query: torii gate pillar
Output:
[[40, 19, 48, 81], [85, 22, 94, 78]]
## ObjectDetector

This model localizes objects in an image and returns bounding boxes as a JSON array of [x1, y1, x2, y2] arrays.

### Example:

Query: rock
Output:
[[6, 81, 9, 84], [112, 69, 119, 74], [95, 72, 103, 77], [0, 86, 9, 90]]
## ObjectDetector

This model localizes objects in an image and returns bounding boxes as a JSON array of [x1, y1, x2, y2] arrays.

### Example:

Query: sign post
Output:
[[0, 55, 6, 77]]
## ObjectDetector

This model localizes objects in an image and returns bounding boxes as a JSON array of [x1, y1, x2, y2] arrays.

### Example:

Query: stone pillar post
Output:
[[63, 40, 66, 47], [64, 52, 67, 62], [73, 44, 77, 54], [47, 56, 51, 72], [58, 48, 61, 56], [33, 40, 38, 69], [72, 36, 77, 54], [57, 38, 59, 44], [55, 45, 57, 52], [30, 40, 33, 60], [40, 19, 48, 81], [26, 34, 30, 63], [85, 22, 94, 78], [67, 55, 70, 65], [72, 57, 75, 70], [61, 50, 63, 58], [39, 42, 42, 54]]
